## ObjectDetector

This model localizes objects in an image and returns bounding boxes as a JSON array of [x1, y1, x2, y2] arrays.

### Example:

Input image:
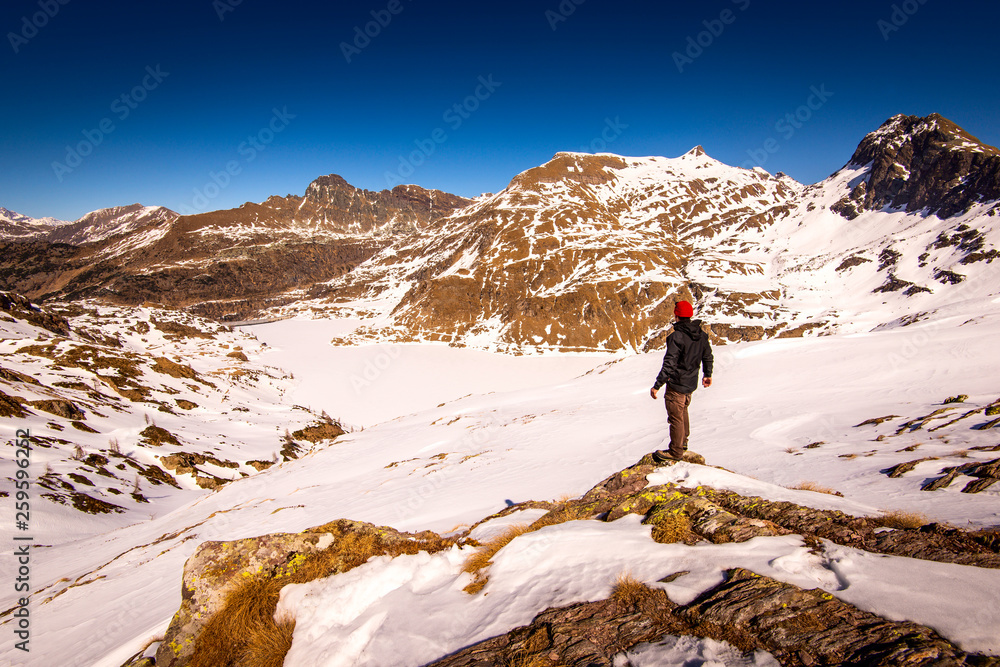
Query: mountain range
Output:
[[2, 112, 999, 351]]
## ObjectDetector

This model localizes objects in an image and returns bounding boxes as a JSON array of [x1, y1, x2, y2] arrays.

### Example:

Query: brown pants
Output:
[[663, 388, 692, 457]]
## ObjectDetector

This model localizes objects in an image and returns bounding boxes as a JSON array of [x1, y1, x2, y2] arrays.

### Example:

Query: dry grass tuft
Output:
[[503, 652, 565, 667], [240, 614, 296, 667], [650, 512, 692, 544], [950, 449, 970, 458], [193, 524, 455, 665], [783, 446, 798, 454], [610, 572, 652, 610], [463, 576, 488, 595], [462, 523, 533, 594], [463, 523, 532, 574], [789, 481, 842, 496], [191, 576, 288, 667], [290, 532, 381, 583], [877, 510, 929, 530]]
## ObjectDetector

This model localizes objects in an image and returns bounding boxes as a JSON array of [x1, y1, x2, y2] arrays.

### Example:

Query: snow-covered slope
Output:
[[3, 306, 999, 666], [48, 204, 178, 246], [0, 295, 343, 545]]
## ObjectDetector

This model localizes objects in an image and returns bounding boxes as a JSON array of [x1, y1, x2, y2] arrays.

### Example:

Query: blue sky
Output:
[[2, 0, 998, 220]]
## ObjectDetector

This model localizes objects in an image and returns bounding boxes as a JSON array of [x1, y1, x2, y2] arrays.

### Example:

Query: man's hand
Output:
[[650, 387, 659, 399], [703, 377, 712, 388]]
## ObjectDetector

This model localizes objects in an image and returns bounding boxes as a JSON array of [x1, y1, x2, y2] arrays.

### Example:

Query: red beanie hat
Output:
[[674, 300, 694, 318]]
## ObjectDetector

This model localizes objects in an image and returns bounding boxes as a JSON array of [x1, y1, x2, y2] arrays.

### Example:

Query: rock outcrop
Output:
[[151, 454, 1000, 667], [155, 520, 455, 667], [836, 113, 1000, 218], [304, 175, 471, 234], [0, 291, 70, 336], [427, 567, 992, 667]]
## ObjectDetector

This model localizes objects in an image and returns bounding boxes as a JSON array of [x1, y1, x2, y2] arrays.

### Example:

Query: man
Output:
[[649, 300, 713, 463]]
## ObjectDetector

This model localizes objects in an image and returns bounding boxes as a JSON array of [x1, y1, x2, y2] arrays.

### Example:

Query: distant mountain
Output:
[[0, 203, 177, 244], [0, 178, 472, 320], [2, 113, 998, 349], [0, 207, 70, 239], [325, 149, 800, 351]]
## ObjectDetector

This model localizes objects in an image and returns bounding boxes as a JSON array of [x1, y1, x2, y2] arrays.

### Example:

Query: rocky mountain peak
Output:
[[303, 173, 353, 202], [836, 113, 1000, 218], [303, 173, 472, 233]]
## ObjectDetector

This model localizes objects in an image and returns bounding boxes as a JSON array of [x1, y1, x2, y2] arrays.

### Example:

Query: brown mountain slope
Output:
[[0, 177, 471, 320], [328, 149, 800, 351]]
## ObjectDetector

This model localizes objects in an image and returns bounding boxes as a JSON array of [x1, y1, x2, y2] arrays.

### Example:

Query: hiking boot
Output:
[[652, 450, 682, 464]]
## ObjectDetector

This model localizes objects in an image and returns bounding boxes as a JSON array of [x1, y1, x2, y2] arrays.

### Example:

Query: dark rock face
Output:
[[841, 113, 1000, 218], [304, 174, 472, 234], [921, 458, 1000, 494], [0, 291, 71, 336], [27, 398, 85, 420]]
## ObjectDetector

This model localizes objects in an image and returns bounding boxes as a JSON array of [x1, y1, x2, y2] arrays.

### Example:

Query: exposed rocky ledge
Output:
[[138, 454, 1000, 667]]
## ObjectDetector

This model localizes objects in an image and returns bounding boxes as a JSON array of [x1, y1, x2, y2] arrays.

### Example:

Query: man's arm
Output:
[[702, 339, 714, 388], [651, 338, 679, 398]]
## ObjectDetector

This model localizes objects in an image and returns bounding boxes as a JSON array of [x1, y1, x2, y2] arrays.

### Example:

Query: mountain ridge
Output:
[[2, 112, 998, 350]]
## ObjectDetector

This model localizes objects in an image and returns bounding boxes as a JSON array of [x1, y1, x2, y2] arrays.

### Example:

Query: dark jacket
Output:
[[653, 318, 714, 394]]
